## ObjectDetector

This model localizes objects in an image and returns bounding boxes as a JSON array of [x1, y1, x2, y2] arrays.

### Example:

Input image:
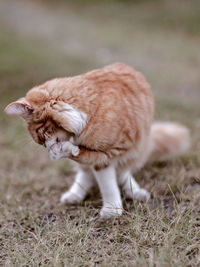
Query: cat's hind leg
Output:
[[60, 167, 94, 204], [118, 170, 150, 201], [93, 165, 123, 218]]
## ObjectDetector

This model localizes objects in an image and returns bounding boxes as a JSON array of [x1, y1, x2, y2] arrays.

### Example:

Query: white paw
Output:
[[60, 191, 83, 204], [125, 188, 150, 202], [100, 205, 123, 219], [49, 141, 79, 160], [62, 141, 80, 156]]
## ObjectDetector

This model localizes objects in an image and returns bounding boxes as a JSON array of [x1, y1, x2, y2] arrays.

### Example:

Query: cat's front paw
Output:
[[49, 141, 79, 160], [62, 141, 80, 157]]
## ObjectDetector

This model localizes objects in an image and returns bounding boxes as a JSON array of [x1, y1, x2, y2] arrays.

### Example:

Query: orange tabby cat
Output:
[[5, 63, 190, 218]]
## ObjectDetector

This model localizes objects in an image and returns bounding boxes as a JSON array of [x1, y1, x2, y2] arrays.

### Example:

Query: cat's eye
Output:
[[56, 137, 59, 143]]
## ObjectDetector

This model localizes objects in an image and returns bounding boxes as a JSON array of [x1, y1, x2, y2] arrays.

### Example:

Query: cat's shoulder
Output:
[[84, 62, 138, 80], [103, 62, 136, 73]]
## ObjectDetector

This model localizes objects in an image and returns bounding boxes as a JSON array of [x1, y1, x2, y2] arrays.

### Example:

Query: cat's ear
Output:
[[4, 99, 33, 120]]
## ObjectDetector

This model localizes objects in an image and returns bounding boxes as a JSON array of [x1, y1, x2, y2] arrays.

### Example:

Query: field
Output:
[[0, 0, 200, 266]]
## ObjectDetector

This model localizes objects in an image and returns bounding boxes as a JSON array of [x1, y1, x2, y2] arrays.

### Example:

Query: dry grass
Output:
[[0, 0, 200, 266]]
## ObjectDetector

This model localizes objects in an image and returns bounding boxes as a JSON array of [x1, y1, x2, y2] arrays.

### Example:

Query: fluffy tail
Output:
[[148, 122, 190, 162]]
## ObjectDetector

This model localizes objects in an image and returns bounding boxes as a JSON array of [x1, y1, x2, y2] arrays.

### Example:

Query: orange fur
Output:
[[5, 63, 190, 168]]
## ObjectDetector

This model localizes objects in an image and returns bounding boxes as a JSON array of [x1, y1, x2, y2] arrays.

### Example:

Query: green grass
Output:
[[0, 0, 200, 266]]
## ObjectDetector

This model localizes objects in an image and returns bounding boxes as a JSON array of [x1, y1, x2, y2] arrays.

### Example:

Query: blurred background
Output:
[[1, 0, 200, 216], [0, 0, 200, 264], [1, 0, 200, 203]]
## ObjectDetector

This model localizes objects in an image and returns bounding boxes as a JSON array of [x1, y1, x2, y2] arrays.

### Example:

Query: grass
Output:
[[0, 0, 200, 266]]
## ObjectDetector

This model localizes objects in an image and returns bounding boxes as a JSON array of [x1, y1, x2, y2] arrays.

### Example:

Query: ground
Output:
[[0, 0, 200, 266]]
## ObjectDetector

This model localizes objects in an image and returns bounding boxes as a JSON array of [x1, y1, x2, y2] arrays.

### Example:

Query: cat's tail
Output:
[[148, 122, 190, 162]]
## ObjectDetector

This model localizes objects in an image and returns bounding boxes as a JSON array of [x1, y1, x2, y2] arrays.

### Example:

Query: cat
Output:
[[4, 63, 190, 218]]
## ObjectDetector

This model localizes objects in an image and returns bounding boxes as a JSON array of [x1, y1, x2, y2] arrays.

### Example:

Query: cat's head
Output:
[[4, 88, 87, 148]]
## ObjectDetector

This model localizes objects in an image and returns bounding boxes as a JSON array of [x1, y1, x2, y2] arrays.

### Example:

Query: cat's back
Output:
[[86, 62, 138, 78], [43, 62, 150, 96], [26, 63, 150, 103], [85, 62, 149, 89]]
